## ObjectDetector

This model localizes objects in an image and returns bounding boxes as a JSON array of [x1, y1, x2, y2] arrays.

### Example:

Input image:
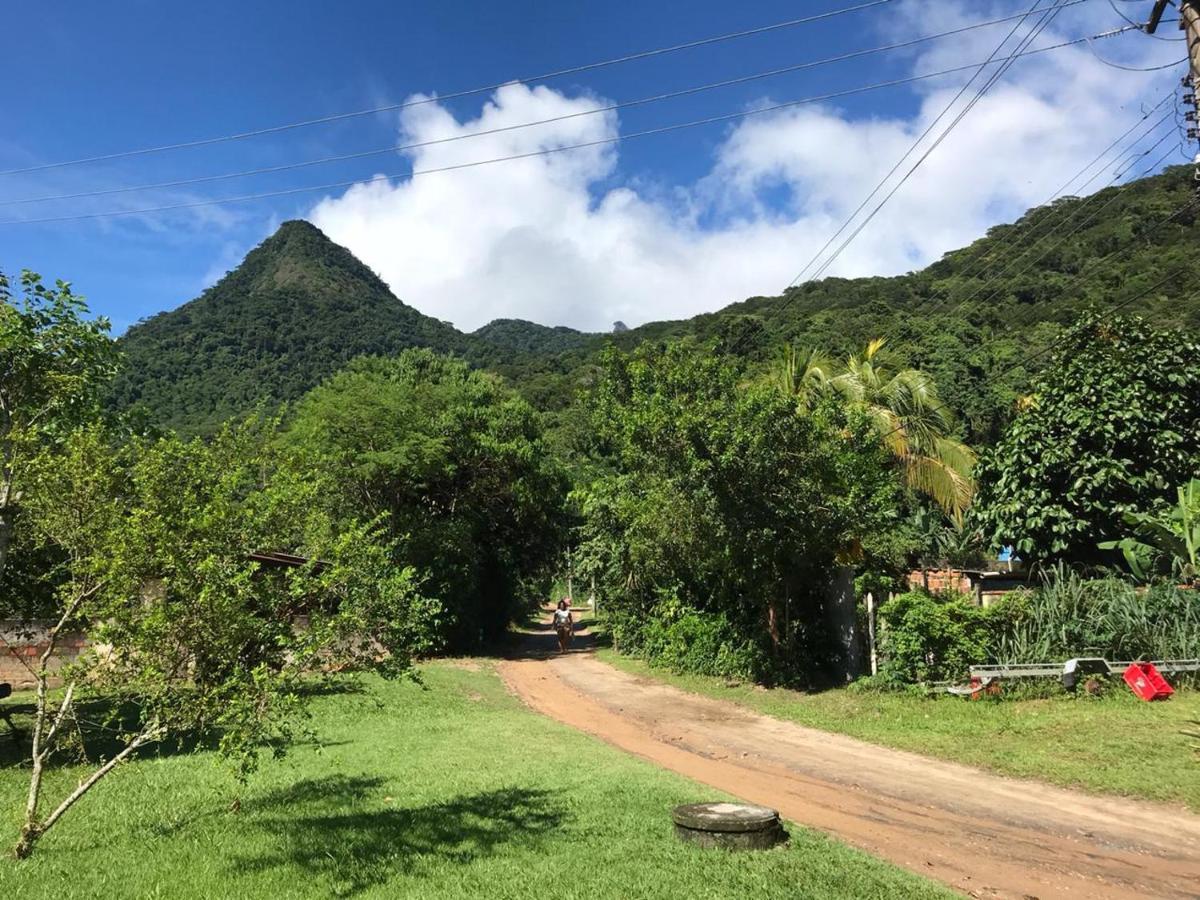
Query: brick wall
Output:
[[0, 621, 89, 691], [907, 569, 975, 595]]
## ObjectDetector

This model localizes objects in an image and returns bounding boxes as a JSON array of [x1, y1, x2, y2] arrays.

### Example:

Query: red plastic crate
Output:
[[1123, 663, 1174, 701]]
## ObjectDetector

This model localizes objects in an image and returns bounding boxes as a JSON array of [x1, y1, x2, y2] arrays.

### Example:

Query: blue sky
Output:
[[1, 0, 1185, 333]]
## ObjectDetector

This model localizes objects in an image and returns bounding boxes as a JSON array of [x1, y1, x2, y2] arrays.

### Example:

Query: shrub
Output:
[[637, 603, 765, 681], [877, 590, 1012, 685]]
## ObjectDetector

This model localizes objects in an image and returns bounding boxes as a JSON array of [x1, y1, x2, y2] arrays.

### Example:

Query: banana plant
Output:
[[1099, 479, 1200, 583]]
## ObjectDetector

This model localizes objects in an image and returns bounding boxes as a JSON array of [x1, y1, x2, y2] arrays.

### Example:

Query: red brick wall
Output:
[[907, 569, 974, 595], [0, 621, 89, 690]]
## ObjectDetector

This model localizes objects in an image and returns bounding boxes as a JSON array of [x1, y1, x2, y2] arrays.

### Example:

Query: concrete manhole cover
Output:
[[672, 802, 786, 850]]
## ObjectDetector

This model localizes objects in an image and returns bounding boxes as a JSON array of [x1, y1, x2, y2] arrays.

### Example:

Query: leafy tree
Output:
[[284, 350, 568, 647], [973, 314, 1200, 562], [777, 339, 976, 522], [10, 421, 437, 859], [0, 271, 119, 579], [577, 342, 901, 682]]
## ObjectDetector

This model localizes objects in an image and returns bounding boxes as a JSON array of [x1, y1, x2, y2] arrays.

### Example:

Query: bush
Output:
[[635, 603, 765, 680], [877, 590, 1012, 685]]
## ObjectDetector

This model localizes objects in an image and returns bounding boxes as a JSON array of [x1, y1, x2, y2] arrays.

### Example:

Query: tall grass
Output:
[[1001, 564, 1200, 663]]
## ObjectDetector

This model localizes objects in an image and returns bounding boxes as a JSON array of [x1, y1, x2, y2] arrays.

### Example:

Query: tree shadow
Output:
[[236, 776, 568, 895], [0, 695, 221, 769], [494, 614, 604, 661]]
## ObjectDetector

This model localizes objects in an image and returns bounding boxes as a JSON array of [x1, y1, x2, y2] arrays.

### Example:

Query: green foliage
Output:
[[877, 567, 1200, 688], [577, 342, 903, 683], [972, 313, 1200, 562], [1100, 478, 1200, 582], [634, 601, 764, 680], [0, 269, 120, 611], [777, 337, 976, 520], [1000, 566, 1200, 664], [877, 591, 1010, 684], [110, 221, 469, 434], [10, 418, 439, 857], [108, 168, 1199, 445], [283, 349, 568, 649]]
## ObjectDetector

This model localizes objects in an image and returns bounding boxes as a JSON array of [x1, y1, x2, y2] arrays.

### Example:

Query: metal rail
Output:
[[969, 659, 1200, 679]]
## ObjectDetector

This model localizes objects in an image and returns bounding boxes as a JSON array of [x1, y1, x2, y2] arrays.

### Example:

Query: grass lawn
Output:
[[0, 661, 951, 899], [597, 648, 1200, 811]]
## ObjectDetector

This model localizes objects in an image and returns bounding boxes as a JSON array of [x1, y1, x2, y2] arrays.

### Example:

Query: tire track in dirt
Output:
[[498, 626, 1200, 900]]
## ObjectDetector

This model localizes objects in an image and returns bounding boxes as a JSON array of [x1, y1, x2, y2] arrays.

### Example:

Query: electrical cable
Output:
[[0, 30, 1116, 227], [801, 0, 1077, 288], [944, 89, 1175, 288], [783, 0, 1051, 289], [0, 4, 1085, 208], [0, 0, 900, 178]]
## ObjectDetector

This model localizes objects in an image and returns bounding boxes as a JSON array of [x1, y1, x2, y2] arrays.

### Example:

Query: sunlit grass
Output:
[[0, 662, 949, 898]]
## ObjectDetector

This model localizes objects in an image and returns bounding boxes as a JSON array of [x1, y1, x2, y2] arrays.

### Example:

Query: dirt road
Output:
[[498, 622, 1200, 899]]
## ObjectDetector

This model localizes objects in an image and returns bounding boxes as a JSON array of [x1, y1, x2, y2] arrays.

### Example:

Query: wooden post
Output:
[[1182, 2, 1200, 96], [866, 592, 878, 677]]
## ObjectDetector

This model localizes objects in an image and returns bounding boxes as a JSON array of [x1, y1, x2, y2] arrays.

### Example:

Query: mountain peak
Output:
[[110, 221, 466, 432]]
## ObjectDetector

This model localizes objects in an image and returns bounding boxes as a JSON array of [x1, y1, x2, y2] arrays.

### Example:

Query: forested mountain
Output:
[[469, 319, 591, 356], [110, 220, 468, 432], [111, 166, 1198, 437], [491, 165, 1200, 441]]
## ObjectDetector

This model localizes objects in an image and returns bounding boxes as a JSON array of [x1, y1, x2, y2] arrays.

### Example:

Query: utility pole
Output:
[[1182, 1, 1200, 98], [1149, 0, 1200, 190]]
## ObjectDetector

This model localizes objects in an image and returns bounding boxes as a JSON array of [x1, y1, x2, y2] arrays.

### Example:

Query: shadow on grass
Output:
[[0, 695, 224, 769], [0, 674, 367, 769], [236, 776, 568, 895]]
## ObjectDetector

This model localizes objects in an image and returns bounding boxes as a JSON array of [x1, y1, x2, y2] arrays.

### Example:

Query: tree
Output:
[[10, 421, 438, 859], [777, 339, 976, 522], [0, 271, 119, 579], [284, 350, 568, 647], [577, 342, 901, 682], [973, 314, 1200, 562]]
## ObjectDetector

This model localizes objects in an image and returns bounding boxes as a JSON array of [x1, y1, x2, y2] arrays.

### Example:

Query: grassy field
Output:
[[0, 661, 951, 899], [597, 649, 1200, 810]]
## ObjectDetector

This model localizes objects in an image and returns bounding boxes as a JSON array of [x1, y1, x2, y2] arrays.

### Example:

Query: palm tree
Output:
[[776, 338, 977, 522]]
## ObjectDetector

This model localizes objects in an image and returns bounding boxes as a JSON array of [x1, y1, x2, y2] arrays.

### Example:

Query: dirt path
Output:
[[498, 622, 1200, 900]]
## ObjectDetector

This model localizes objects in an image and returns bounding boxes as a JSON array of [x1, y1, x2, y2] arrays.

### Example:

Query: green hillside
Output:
[[496, 165, 1200, 441], [111, 166, 1198, 437], [109, 220, 468, 432]]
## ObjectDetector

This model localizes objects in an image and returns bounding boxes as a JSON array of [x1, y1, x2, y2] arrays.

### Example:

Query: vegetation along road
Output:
[[500, 621, 1200, 900]]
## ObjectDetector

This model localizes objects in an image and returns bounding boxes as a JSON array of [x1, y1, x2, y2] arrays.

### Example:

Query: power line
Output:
[[944, 131, 1180, 318], [1085, 33, 1187, 68], [0, 0, 898, 179], [942, 88, 1176, 289], [872, 199, 1198, 446], [0, 4, 1091, 209], [802, 0, 1077, 288], [0, 31, 1116, 227], [1107, 0, 1186, 39], [946, 102, 1175, 291], [784, 0, 1052, 289], [836, 115, 1182, 373]]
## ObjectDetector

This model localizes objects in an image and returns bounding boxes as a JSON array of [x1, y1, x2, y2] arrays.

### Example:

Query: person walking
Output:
[[552, 599, 573, 653]]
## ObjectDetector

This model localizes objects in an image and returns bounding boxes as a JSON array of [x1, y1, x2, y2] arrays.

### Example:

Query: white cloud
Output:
[[309, 0, 1182, 332]]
